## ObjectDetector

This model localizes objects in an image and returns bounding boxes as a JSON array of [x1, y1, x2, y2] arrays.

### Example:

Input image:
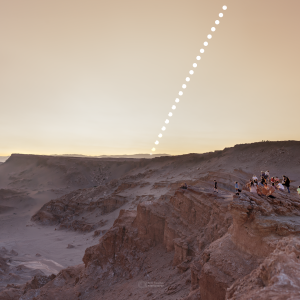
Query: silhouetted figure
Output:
[[282, 176, 290, 193], [235, 181, 239, 195], [214, 180, 218, 193], [259, 176, 266, 186]]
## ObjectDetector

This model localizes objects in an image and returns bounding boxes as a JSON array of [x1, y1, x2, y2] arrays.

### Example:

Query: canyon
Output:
[[0, 141, 300, 299]]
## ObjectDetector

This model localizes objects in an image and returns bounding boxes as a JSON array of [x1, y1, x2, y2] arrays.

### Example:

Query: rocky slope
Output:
[[0, 141, 300, 299], [31, 182, 129, 232], [0, 247, 47, 293], [0, 154, 143, 193], [2, 140, 300, 193], [226, 236, 300, 300], [3, 184, 300, 299]]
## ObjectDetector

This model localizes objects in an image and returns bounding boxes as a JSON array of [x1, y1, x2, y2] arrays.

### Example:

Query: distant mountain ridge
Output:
[[56, 154, 171, 159], [0, 154, 170, 163]]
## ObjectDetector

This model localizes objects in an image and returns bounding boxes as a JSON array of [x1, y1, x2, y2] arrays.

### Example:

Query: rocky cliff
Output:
[[1, 141, 300, 299], [4, 184, 300, 300]]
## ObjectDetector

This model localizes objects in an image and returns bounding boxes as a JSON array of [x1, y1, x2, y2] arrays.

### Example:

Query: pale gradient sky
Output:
[[1, 0, 299, 156]]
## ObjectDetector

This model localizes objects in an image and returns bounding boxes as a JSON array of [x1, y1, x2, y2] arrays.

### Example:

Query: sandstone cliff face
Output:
[[1, 142, 300, 300], [229, 191, 300, 257], [134, 188, 233, 260], [4, 185, 300, 300], [226, 237, 300, 300], [16, 187, 228, 299], [190, 190, 300, 300]]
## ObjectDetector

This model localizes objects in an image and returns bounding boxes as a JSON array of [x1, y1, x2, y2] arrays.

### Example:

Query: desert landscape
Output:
[[2, 0, 300, 298], [0, 141, 299, 300]]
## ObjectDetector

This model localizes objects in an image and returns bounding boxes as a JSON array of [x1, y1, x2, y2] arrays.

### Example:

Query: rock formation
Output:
[[31, 185, 127, 232], [4, 184, 299, 299], [1, 141, 300, 299]]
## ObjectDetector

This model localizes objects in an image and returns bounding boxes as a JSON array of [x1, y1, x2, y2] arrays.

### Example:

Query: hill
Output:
[[0, 141, 299, 299]]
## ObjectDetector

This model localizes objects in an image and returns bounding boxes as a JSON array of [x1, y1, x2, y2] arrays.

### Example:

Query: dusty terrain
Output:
[[0, 141, 299, 300], [0, 157, 9, 163]]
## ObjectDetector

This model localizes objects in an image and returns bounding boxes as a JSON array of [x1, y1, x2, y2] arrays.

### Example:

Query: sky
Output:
[[1, 0, 299, 156]]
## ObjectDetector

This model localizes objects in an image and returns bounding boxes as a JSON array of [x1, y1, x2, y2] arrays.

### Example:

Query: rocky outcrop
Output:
[[226, 237, 300, 300], [30, 168, 162, 233], [229, 191, 300, 257], [134, 188, 233, 260], [82, 209, 148, 277], [22, 274, 56, 294], [19, 187, 234, 299], [2, 142, 300, 300], [18, 184, 300, 299], [0, 274, 56, 300], [189, 191, 300, 300], [191, 233, 261, 300], [15, 211, 147, 300], [31, 186, 128, 232], [0, 247, 55, 298]]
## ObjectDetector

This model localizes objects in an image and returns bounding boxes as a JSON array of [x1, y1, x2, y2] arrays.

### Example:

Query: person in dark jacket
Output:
[[214, 180, 218, 193], [282, 175, 291, 193], [259, 176, 266, 186]]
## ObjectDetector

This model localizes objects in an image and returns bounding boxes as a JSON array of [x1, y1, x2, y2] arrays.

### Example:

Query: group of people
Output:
[[214, 170, 300, 197], [247, 171, 292, 195], [180, 171, 300, 197]]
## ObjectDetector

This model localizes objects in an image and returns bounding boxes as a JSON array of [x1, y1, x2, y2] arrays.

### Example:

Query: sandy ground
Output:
[[0, 190, 100, 286]]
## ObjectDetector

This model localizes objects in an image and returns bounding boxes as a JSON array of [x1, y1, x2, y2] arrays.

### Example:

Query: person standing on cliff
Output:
[[282, 176, 291, 193], [265, 170, 270, 182], [250, 181, 257, 193], [214, 180, 218, 193], [259, 176, 266, 187], [235, 182, 239, 195]]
